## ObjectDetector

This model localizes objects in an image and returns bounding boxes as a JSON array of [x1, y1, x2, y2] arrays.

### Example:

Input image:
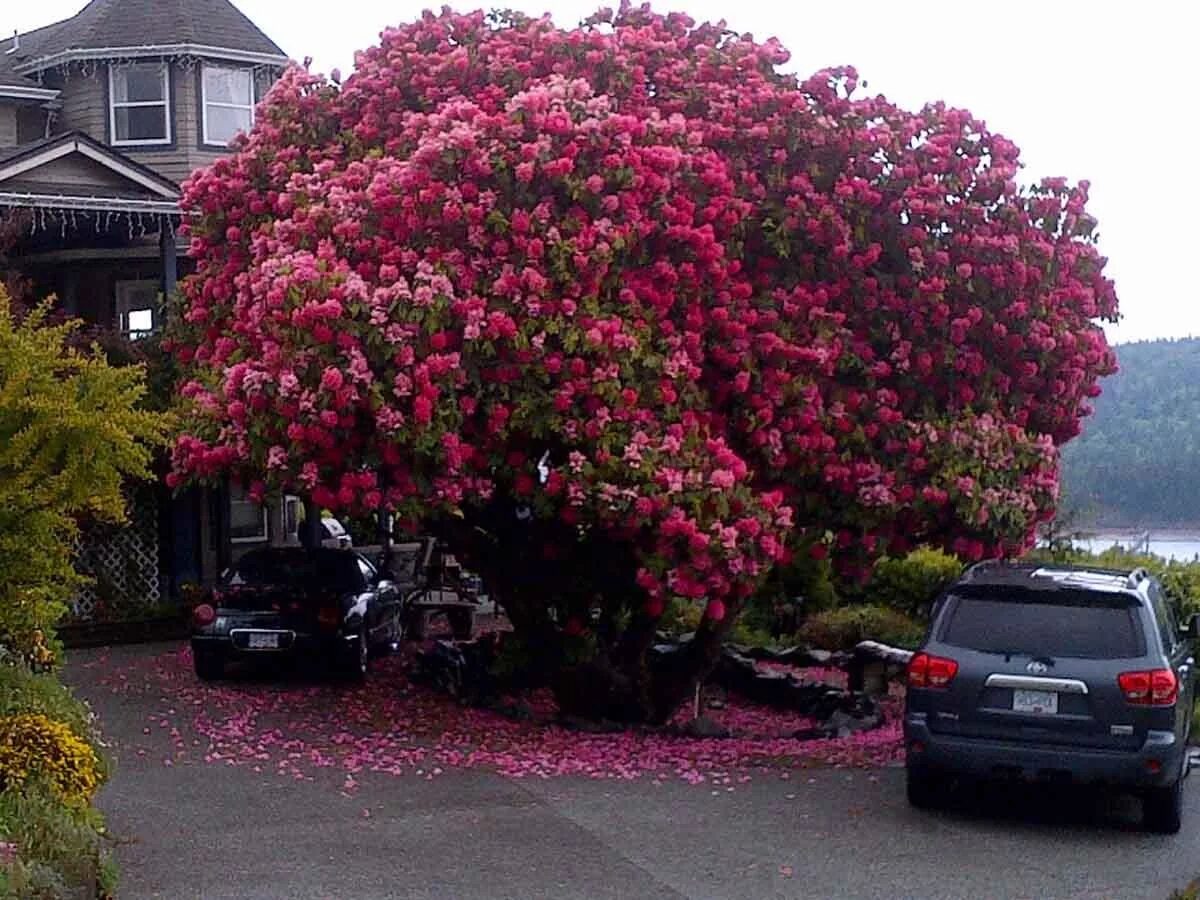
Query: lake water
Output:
[[1071, 532, 1200, 562]]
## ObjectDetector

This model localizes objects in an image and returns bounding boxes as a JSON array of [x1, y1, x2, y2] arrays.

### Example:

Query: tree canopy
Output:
[[168, 6, 1118, 720], [1061, 339, 1200, 527]]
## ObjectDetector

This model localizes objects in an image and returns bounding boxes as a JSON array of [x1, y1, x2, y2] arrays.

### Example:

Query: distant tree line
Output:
[[1061, 337, 1200, 527]]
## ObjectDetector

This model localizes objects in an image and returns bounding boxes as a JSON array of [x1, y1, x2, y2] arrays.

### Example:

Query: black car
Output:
[[190, 547, 405, 683], [905, 562, 1199, 833]]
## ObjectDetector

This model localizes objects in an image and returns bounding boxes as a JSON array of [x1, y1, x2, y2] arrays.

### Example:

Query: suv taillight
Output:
[[192, 603, 216, 627], [1118, 669, 1178, 706], [907, 652, 958, 689]]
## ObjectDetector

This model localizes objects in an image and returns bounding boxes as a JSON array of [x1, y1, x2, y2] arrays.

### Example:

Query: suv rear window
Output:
[[939, 589, 1145, 659]]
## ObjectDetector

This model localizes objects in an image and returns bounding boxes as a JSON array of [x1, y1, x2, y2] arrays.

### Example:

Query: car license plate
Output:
[[1012, 689, 1058, 715], [247, 632, 279, 650]]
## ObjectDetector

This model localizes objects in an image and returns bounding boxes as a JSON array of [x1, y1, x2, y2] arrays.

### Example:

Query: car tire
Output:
[[906, 768, 941, 810], [407, 610, 426, 641], [193, 649, 224, 682], [388, 608, 405, 652], [1143, 779, 1184, 834], [449, 609, 474, 641], [339, 628, 369, 685]]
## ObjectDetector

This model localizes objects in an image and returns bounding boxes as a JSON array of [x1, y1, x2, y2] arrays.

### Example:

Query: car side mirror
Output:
[[1184, 614, 1200, 641]]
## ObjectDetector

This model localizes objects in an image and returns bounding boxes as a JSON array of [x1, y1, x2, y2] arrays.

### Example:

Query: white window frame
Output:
[[108, 62, 172, 147], [201, 63, 255, 147], [114, 279, 160, 339], [230, 485, 269, 544]]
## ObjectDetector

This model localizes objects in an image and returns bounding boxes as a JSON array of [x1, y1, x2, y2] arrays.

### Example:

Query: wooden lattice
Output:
[[72, 494, 162, 621]]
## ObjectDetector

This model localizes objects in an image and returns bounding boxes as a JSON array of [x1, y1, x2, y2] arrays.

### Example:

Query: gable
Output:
[[0, 134, 179, 201]]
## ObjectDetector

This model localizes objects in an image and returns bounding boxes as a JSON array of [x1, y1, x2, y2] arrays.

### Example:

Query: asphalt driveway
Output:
[[66, 643, 1200, 900]]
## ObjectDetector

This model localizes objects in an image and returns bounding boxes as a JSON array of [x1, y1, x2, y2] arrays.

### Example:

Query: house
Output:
[[0, 0, 291, 617]]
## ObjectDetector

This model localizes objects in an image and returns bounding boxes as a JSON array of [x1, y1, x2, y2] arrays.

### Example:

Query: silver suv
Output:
[[904, 562, 1198, 833]]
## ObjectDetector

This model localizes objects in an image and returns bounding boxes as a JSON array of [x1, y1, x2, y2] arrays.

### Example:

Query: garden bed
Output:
[[58, 615, 189, 650]]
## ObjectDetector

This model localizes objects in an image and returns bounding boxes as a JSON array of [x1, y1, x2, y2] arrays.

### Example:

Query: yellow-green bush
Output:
[[0, 290, 170, 662], [863, 548, 963, 617], [799, 605, 927, 651], [0, 715, 101, 809]]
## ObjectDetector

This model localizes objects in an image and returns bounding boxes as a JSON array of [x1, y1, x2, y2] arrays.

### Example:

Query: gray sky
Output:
[[12, 1, 1198, 343]]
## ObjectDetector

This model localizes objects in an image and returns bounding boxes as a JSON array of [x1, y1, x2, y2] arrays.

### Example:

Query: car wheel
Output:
[[906, 768, 942, 810], [1143, 778, 1184, 834], [193, 649, 224, 682], [388, 608, 405, 652], [340, 628, 369, 685], [449, 609, 474, 641], [407, 610, 426, 641]]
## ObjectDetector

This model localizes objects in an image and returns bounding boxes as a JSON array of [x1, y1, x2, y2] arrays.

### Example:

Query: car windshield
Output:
[[224, 551, 365, 593], [939, 588, 1145, 659]]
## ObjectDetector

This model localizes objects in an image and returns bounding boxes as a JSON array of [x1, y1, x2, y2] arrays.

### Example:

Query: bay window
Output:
[[202, 64, 254, 147], [109, 63, 171, 146]]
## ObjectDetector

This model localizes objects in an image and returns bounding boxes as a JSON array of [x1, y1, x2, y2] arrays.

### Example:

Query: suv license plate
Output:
[[247, 632, 280, 650], [1012, 689, 1058, 715]]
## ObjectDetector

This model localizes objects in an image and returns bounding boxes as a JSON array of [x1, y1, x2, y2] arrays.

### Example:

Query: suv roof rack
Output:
[[1126, 567, 1149, 589]]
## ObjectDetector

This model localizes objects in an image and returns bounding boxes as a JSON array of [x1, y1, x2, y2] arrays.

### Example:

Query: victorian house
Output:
[[0, 0, 290, 616]]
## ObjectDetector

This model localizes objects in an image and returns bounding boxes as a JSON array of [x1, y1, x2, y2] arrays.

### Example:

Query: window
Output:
[[109, 63, 170, 145], [229, 484, 268, 543], [202, 65, 254, 147], [1149, 583, 1179, 654], [939, 589, 1145, 660], [115, 280, 159, 339]]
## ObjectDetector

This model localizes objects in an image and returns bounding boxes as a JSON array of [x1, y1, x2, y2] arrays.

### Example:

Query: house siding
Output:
[[0, 105, 16, 148], [121, 62, 194, 185], [36, 60, 276, 186], [50, 70, 107, 142]]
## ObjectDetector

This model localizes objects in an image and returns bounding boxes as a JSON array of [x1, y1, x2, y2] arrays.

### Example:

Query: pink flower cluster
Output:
[[169, 5, 1117, 612]]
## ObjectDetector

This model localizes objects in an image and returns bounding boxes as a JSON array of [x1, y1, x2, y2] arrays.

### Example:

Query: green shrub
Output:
[[800, 605, 927, 651], [0, 781, 109, 898], [1169, 879, 1200, 900], [660, 598, 703, 637], [863, 548, 963, 617]]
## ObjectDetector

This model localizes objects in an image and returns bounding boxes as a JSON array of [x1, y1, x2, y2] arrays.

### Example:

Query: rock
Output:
[[497, 700, 535, 721], [826, 708, 884, 738], [791, 727, 827, 741], [558, 714, 626, 734], [680, 715, 731, 739]]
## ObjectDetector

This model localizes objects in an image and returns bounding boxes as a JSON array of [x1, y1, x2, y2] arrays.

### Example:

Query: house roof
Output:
[[3, 0, 287, 81], [0, 130, 180, 195]]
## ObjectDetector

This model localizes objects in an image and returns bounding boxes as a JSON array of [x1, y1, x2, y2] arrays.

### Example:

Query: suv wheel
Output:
[[1143, 778, 1183, 834], [339, 628, 369, 685], [906, 768, 941, 809]]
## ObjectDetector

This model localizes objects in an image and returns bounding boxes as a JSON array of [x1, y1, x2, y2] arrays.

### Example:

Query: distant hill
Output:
[[1060, 337, 1200, 527]]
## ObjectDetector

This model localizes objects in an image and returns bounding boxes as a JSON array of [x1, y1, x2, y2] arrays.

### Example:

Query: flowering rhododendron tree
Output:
[[167, 6, 1117, 722]]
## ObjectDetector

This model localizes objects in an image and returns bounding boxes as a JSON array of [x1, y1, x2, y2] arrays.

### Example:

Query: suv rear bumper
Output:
[[905, 715, 1185, 788]]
